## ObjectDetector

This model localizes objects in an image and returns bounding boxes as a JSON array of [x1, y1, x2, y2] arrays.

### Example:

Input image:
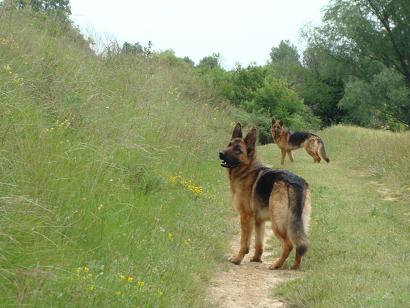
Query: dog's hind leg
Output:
[[250, 221, 265, 262], [287, 150, 294, 162], [290, 252, 303, 270], [269, 238, 293, 270], [305, 145, 318, 162], [269, 182, 293, 269], [305, 139, 322, 163], [229, 213, 254, 265]]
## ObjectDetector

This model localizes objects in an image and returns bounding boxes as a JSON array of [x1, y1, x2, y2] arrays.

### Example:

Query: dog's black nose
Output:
[[219, 151, 226, 160]]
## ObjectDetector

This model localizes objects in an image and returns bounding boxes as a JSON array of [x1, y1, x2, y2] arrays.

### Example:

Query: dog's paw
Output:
[[228, 255, 242, 265], [269, 262, 283, 270], [250, 256, 262, 263], [290, 264, 301, 270]]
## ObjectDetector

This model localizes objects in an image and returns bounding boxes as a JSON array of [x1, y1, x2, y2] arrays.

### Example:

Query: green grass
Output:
[[258, 128, 410, 307], [0, 8, 234, 307]]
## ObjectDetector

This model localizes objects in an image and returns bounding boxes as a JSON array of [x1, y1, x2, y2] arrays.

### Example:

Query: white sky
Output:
[[70, 0, 329, 69]]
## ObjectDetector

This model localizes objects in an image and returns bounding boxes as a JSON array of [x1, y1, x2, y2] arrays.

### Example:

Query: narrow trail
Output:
[[370, 181, 399, 202], [206, 223, 298, 308]]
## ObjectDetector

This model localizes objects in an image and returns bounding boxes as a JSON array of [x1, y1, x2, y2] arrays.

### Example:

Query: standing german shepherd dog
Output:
[[219, 123, 311, 270], [271, 119, 330, 165]]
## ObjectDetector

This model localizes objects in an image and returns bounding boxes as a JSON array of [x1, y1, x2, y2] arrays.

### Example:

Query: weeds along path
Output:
[[206, 222, 297, 307]]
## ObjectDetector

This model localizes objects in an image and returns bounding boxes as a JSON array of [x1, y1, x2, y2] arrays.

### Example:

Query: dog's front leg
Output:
[[229, 212, 254, 265], [280, 149, 286, 165], [250, 221, 265, 262]]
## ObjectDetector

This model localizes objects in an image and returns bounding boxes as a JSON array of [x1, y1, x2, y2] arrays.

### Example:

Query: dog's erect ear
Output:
[[279, 120, 284, 126], [231, 123, 242, 139], [272, 118, 276, 125], [244, 128, 257, 157]]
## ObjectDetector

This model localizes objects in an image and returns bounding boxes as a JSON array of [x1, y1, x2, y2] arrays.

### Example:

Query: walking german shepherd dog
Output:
[[271, 119, 330, 165], [219, 123, 311, 270]]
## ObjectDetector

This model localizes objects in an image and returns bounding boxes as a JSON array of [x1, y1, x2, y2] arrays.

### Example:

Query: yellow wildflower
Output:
[[136, 281, 145, 287], [168, 173, 213, 198], [3, 64, 12, 74], [118, 274, 126, 282], [127, 276, 134, 282]]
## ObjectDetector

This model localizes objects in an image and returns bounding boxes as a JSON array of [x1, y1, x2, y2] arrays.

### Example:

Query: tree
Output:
[[340, 67, 410, 128], [228, 64, 267, 106], [197, 53, 221, 70], [269, 40, 303, 84], [182, 56, 194, 66], [122, 42, 143, 55], [270, 40, 300, 68], [304, 0, 410, 127], [300, 45, 346, 125], [8, 0, 71, 16]]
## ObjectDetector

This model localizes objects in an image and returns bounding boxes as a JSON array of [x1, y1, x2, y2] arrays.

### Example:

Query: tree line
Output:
[[5, 0, 410, 134], [194, 0, 410, 132]]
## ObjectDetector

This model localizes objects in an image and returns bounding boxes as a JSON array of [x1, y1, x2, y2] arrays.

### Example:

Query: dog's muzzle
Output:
[[219, 151, 228, 168], [219, 151, 238, 168]]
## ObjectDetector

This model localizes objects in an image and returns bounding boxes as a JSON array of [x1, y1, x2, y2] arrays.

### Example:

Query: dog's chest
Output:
[[275, 134, 288, 148], [231, 188, 252, 212], [229, 169, 260, 213]]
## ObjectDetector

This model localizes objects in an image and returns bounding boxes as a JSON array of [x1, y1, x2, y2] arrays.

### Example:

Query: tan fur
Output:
[[220, 123, 312, 270]]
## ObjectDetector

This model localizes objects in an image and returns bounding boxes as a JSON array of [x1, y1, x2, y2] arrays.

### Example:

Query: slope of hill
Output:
[[0, 8, 234, 306]]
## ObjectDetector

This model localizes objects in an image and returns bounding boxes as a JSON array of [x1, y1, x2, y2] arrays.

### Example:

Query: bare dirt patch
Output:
[[371, 181, 399, 202], [206, 223, 299, 308]]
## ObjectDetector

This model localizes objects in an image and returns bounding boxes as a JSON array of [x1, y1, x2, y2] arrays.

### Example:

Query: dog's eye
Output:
[[235, 146, 242, 154]]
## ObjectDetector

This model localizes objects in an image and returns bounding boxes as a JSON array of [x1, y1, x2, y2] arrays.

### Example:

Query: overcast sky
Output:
[[70, 0, 329, 69]]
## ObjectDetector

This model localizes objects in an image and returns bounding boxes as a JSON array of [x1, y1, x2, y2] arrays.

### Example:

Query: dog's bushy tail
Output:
[[288, 186, 310, 256], [318, 139, 330, 163]]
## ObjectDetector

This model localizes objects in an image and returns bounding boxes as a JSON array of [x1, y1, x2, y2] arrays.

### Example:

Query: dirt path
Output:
[[206, 223, 298, 307], [370, 181, 399, 202]]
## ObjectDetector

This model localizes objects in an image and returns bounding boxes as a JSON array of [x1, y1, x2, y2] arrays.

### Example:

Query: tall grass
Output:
[[0, 8, 234, 306], [320, 125, 410, 193]]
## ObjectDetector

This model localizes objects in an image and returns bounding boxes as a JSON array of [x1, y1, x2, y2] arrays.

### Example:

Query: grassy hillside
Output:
[[0, 8, 235, 307], [1, 7, 409, 308], [259, 127, 410, 307]]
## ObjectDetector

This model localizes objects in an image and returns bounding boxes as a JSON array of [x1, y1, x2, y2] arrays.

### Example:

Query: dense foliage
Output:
[[194, 0, 410, 132], [195, 56, 321, 143], [2, 0, 71, 15], [302, 0, 410, 130]]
